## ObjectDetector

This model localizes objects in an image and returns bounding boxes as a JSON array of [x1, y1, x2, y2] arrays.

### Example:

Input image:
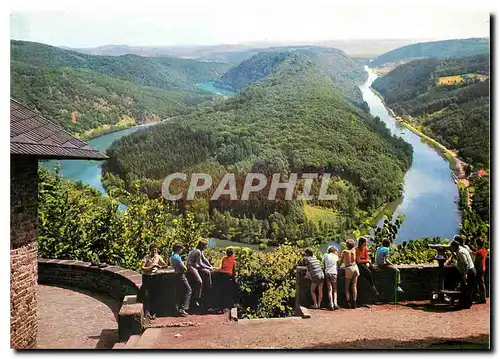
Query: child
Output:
[[323, 245, 340, 310], [217, 248, 237, 309], [170, 243, 192, 317], [303, 248, 324, 309], [472, 237, 487, 304], [375, 239, 404, 293]]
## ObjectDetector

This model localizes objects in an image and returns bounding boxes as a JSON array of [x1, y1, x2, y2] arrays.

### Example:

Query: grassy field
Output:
[[303, 204, 339, 224], [438, 73, 488, 86]]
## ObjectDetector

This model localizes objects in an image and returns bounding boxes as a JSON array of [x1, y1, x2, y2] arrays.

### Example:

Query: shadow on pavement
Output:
[[403, 302, 463, 313], [89, 329, 119, 349]]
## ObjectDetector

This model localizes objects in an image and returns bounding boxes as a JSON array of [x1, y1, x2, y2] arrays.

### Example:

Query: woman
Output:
[[356, 236, 379, 297], [323, 245, 340, 310], [339, 239, 360, 309]]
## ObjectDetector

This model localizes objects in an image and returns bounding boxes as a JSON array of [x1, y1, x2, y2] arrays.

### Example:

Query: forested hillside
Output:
[[371, 38, 489, 67], [104, 52, 413, 245], [11, 62, 215, 137], [216, 47, 367, 107], [11, 40, 231, 91], [10, 40, 229, 137], [372, 54, 489, 167]]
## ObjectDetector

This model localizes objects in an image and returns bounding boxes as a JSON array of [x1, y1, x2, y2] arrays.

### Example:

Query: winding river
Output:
[[47, 73, 460, 242], [361, 67, 460, 241], [44, 124, 157, 211]]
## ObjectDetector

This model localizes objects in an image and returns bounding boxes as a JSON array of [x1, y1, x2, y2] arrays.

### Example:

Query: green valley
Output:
[[10, 40, 232, 137], [104, 50, 413, 247]]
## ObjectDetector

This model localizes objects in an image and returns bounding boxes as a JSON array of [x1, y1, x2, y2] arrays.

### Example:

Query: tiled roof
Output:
[[10, 99, 108, 160]]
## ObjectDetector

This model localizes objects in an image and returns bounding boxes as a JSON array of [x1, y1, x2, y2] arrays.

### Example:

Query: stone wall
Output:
[[11, 155, 39, 349], [296, 262, 490, 309], [37, 259, 142, 301]]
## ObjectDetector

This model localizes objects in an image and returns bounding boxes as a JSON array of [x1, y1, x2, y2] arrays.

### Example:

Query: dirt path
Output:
[[151, 300, 490, 349]]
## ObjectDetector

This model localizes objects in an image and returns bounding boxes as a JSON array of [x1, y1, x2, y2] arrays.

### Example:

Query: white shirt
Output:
[[456, 246, 474, 274], [323, 253, 339, 274]]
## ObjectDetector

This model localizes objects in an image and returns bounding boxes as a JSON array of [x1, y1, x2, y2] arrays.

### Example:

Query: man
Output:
[[170, 243, 191, 317], [187, 240, 213, 308], [375, 239, 404, 293], [141, 243, 168, 319], [450, 239, 477, 309]]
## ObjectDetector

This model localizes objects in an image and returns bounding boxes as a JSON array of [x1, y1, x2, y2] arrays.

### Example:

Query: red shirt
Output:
[[220, 255, 236, 275], [472, 248, 487, 272], [356, 246, 370, 264]]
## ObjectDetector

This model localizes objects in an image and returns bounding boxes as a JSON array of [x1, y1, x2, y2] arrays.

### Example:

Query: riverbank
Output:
[[360, 67, 460, 241], [369, 86, 465, 175], [77, 118, 169, 142]]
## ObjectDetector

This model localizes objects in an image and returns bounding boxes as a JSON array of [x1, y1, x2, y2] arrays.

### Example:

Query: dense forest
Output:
[[11, 62, 216, 137], [372, 55, 490, 167], [371, 38, 489, 67], [104, 50, 413, 246], [10, 41, 231, 137], [11, 40, 231, 91], [215, 46, 368, 107]]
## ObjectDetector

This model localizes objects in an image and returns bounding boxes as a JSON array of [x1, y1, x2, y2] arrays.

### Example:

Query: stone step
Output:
[[124, 334, 141, 348], [112, 342, 126, 349], [134, 328, 162, 349]]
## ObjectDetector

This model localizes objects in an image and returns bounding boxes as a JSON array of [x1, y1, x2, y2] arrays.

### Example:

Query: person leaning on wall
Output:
[[186, 239, 214, 309], [141, 243, 168, 320]]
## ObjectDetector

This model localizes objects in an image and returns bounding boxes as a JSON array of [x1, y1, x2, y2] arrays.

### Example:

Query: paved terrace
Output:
[[37, 281, 489, 349], [149, 300, 490, 349], [37, 285, 121, 349]]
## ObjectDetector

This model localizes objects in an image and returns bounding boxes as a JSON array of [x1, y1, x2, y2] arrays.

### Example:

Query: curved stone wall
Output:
[[37, 258, 142, 301]]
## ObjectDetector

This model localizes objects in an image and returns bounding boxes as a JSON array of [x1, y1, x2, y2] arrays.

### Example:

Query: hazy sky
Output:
[[10, 1, 491, 48]]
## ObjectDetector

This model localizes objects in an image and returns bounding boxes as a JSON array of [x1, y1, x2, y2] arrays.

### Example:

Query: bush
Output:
[[206, 244, 302, 318], [38, 168, 208, 270]]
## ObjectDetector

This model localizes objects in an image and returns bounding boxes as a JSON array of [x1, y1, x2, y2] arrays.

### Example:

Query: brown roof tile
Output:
[[10, 99, 107, 160]]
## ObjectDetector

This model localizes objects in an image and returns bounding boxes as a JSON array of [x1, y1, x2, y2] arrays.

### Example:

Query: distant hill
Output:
[[11, 40, 232, 91], [62, 38, 419, 63], [372, 54, 490, 167], [11, 61, 215, 137], [215, 47, 367, 107], [10, 40, 225, 137], [371, 38, 489, 67]]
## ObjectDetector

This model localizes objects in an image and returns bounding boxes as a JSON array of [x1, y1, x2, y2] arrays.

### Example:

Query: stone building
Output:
[[10, 99, 107, 349]]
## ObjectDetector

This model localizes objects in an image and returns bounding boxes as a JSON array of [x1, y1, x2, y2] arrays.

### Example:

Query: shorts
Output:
[[325, 273, 337, 282], [311, 273, 324, 284], [344, 264, 360, 280]]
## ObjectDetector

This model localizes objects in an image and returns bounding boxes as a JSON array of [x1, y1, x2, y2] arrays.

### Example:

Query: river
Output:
[[360, 67, 460, 242], [44, 124, 157, 211], [46, 74, 460, 243]]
